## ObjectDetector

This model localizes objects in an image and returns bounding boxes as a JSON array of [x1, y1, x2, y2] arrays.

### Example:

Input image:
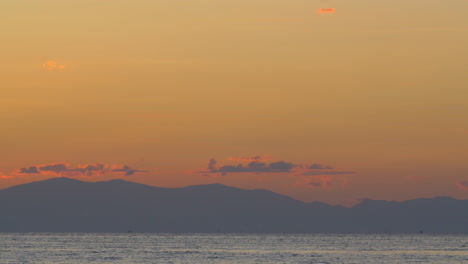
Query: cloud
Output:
[[18, 166, 40, 174], [77, 164, 106, 175], [16, 163, 147, 177], [456, 181, 468, 191], [34, 163, 107, 176], [317, 8, 336, 14], [298, 169, 354, 189], [199, 158, 353, 176], [38, 164, 69, 174], [208, 159, 217, 171], [302, 170, 356, 176], [269, 161, 294, 171], [309, 163, 334, 170], [308, 176, 333, 189], [201, 159, 294, 175], [227, 155, 272, 162], [42, 60, 66, 70], [294, 175, 334, 189], [197, 157, 355, 190], [111, 165, 148, 176]]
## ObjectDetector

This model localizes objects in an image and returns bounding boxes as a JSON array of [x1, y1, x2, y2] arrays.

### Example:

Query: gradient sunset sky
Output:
[[1, 0, 468, 206]]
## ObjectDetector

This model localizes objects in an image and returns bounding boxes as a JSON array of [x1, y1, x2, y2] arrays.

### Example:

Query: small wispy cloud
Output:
[[42, 60, 66, 70], [309, 163, 334, 170], [308, 175, 334, 189], [208, 159, 217, 171], [227, 155, 272, 162], [317, 8, 336, 14], [294, 175, 335, 190]]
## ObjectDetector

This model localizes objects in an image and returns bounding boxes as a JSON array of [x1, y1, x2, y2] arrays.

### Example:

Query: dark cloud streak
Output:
[[17, 163, 147, 177], [18, 166, 40, 174], [202, 159, 294, 175], [111, 165, 147, 176], [309, 164, 333, 170], [302, 170, 356, 176]]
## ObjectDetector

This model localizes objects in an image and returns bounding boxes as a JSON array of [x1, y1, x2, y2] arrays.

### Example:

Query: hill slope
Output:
[[0, 178, 467, 233]]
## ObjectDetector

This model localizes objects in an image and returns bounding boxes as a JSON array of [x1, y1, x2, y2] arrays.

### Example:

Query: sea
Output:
[[0, 233, 467, 264]]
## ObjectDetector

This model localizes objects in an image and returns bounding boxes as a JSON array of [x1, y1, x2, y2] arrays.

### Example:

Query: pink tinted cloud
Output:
[[456, 181, 468, 191]]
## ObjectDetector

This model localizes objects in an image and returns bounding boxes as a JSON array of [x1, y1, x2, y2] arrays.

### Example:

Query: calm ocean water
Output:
[[0, 233, 467, 263]]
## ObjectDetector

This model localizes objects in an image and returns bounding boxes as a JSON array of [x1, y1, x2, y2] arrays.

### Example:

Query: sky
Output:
[[1, 0, 468, 206]]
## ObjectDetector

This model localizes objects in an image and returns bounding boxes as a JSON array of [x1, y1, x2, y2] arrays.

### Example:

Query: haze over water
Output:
[[1, 233, 467, 264]]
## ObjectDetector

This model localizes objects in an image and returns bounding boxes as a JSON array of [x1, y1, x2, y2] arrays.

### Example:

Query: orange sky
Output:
[[1, 0, 468, 205]]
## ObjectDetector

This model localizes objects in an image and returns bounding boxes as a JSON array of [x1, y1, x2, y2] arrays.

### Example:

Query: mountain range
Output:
[[0, 177, 467, 233]]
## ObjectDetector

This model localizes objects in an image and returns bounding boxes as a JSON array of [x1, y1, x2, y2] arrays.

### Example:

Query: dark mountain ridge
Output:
[[0, 178, 467, 233]]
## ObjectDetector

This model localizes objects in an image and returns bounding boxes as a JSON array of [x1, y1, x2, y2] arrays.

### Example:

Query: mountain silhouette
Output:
[[0, 178, 467, 233]]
